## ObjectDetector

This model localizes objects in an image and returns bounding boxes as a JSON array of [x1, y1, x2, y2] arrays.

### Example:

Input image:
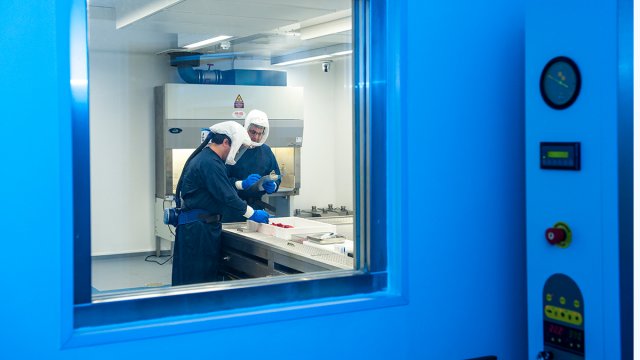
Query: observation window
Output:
[[69, 0, 399, 341]]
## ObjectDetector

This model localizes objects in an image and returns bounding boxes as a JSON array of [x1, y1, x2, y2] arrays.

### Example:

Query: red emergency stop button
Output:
[[545, 227, 566, 245]]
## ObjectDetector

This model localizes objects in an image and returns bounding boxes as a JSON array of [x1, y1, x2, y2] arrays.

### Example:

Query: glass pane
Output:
[[87, 0, 355, 296]]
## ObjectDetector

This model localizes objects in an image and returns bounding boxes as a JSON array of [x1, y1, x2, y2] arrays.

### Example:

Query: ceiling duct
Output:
[[169, 52, 286, 86]]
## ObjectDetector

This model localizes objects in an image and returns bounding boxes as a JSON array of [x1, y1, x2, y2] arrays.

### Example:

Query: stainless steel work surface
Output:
[[222, 224, 353, 270]]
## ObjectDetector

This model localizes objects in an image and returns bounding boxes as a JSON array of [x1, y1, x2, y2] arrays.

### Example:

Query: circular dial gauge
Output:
[[540, 56, 581, 110]]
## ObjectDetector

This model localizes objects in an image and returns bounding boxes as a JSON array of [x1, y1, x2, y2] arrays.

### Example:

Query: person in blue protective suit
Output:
[[171, 121, 270, 286], [224, 109, 281, 222]]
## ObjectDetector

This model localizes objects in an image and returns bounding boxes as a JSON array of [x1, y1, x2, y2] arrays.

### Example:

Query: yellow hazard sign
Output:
[[234, 94, 245, 109]]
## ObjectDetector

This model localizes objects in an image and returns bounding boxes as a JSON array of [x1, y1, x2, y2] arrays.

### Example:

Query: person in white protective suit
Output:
[[172, 121, 269, 286], [224, 109, 281, 222]]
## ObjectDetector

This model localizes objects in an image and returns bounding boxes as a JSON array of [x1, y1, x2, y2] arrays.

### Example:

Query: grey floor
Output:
[[92, 254, 172, 292]]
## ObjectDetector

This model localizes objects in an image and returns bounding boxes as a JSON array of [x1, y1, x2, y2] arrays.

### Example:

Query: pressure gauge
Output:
[[540, 56, 581, 110]]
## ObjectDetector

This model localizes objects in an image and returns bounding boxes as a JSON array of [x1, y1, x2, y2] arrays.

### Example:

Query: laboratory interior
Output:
[[0, 0, 635, 359]]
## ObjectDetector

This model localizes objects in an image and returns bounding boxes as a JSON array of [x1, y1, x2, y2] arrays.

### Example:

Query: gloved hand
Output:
[[262, 180, 277, 194], [241, 174, 261, 190], [249, 210, 269, 224]]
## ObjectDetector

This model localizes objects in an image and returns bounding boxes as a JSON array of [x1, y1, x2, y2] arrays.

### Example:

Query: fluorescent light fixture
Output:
[[271, 44, 351, 66], [183, 35, 233, 50], [330, 50, 353, 56], [300, 17, 352, 40], [115, 0, 185, 29], [273, 55, 331, 66]]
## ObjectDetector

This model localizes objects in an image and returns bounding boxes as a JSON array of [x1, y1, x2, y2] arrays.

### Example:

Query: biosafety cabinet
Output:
[[154, 83, 304, 251]]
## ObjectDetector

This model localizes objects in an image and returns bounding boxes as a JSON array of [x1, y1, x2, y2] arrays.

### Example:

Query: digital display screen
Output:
[[547, 151, 569, 159], [544, 320, 584, 355], [540, 142, 580, 170]]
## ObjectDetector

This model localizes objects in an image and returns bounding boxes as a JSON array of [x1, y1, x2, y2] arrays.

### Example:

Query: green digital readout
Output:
[[540, 142, 580, 170], [547, 151, 569, 159]]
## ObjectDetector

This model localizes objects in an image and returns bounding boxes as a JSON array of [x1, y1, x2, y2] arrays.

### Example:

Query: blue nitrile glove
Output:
[[249, 210, 269, 224], [263, 180, 277, 194], [241, 174, 261, 190]]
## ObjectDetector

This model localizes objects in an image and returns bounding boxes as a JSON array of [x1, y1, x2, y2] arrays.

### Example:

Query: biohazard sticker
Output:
[[234, 94, 244, 109], [232, 110, 245, 119]]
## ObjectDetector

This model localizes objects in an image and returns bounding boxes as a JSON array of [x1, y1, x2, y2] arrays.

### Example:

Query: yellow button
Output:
[[575, 314, 582, 324], [573, 300, 580, 308], [544, 305, 583, 326], [560, 296, 566, 305]]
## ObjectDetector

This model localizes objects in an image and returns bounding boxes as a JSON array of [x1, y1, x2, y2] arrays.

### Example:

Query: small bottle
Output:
[[333, 244, 347, 254]]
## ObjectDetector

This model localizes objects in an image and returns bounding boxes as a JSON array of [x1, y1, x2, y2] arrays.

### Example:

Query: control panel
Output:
[[539, 274, 584, 359], [526, 0, 632, 359]]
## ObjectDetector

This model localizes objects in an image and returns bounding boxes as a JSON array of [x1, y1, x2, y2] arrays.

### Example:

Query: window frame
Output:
[[66, 0, 406, 347]]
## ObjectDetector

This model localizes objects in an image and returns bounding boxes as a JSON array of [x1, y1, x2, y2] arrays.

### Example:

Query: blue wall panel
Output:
[[0, 0, 527, 358], [406, 1, 527, 358]]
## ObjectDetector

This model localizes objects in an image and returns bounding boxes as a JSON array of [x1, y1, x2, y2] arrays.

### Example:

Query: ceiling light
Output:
[[300, 17, 352, 40], [271, 44, 351, 67], [183, 35, 233, 50], [273, 55, 331, 66], [115, 0, 185, 29], [330, 50, 353, 56]]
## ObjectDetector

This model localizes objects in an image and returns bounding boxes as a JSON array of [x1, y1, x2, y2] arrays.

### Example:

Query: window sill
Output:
[[64, 271, 406, 348]]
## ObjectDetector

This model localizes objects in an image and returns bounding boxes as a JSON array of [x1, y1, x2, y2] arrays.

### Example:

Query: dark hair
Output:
[[210, 132, 231, 145]]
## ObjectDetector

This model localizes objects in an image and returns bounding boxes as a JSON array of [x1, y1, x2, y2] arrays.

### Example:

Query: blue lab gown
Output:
[[172, 147, 248, 286], [224, 144, 281, 222]]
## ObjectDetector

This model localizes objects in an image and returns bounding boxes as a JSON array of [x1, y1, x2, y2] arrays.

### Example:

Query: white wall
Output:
[[89, 51, 173, 255], [287, 58, 354, 212], [332, 59, 355, 210], [89, 54, 353, 255]]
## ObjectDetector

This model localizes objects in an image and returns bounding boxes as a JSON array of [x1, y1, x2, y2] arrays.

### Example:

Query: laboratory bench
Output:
[[220, 216, 354, 279]]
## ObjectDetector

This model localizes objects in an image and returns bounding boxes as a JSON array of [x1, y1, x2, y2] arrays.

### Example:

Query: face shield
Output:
[[232, 145, 249, 165], [209, 121, 252, 165], [244, 109, 269, 147]]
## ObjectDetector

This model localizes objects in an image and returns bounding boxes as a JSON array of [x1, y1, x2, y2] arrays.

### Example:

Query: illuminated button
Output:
[[573, 300, 580, 308], [560, 296, 566, 305], [545, 227, 566, 245], [544, 305, 583, 325], [575, 314, 582, 324], [546, 293, 553, 302]]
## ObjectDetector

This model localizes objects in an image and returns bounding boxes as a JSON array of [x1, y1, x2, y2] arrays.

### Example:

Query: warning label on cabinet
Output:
[[234, 95, 244, 109]]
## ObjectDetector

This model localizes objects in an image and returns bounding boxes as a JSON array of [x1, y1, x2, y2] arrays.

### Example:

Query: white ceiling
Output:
[[87, 0, 352, 61]]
